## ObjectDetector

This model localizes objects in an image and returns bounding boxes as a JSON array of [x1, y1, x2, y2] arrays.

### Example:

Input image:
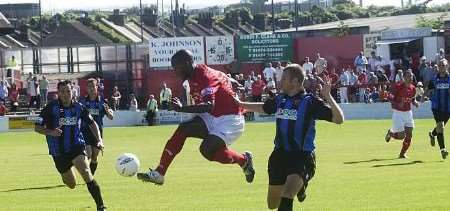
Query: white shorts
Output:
[[391, 110, 414, 133], [197, 113, 245, 146]]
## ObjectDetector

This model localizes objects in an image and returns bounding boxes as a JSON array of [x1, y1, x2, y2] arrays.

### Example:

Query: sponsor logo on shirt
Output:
[[436, 83, 449, 89], [59, 117, 77, 126], [276, 108, 297, 120], [88, 108, 100, 116]]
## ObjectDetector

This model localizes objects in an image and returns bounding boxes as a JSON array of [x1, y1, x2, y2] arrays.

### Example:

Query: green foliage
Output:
[[333, 20, 350, 37], [416, 14, 447, 29], [84, 15, 131, 43]]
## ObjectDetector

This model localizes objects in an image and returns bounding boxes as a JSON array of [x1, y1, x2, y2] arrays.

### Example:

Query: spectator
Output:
[[39, 76, 49, 106], [422, 62, 437, 89], [251, 75, 265, 102], [97, 77, 105, 97], [415, 82, 425, 101], [111, 86, 121, 110], [159, 82, 172, 110], [146, 94, 158, 126], [244, 75, 253, 99], [379, 85, 389, 102], [368, 51, 378, 72], [181, 80, 190, 106], [6, 55, 18, 83], [275, 62, 284, 90], [436, 48, 446, 63], [0, 80, 8, 104], [314, 53, 327, 74], [27, 76, 40, 110], [370, 87, 379, 103], [302, 57, 314, 75], [266, 78, 277, 94], [348, 69, 358, 102], [262, 62, 276, 82], [358, 71, 368, 103], [328, 68, 340, 100], [129, 93, 138, 111], [9, 83, 19, 112], [339, 69, 350, 103], [72, 81, 80, 100], [376, 70, 389, 84], [368, 72, 379, 85], [0, 100, 7, 116], [354, 51, 368, 73], [395, 69, 403, 82], [238, 74, 245, 86]]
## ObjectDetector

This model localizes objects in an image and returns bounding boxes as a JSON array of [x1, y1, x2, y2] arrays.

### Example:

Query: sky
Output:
[[0, 0, 448, 12]]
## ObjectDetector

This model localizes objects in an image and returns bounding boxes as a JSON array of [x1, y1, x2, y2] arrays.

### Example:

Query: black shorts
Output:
[[52, 145, 87, 174], [432, 110, 450, 124], [268, 150, 316, 185], [83, 128, 103, 146]]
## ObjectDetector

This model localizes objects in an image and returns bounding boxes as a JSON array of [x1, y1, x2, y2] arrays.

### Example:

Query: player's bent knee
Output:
[[199, 145, 214, 161], [63, 180, 76, 189]]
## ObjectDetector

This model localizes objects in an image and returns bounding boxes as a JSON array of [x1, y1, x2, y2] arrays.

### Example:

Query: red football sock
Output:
[[400, 136, 412, 155], [211, 146, 246, 167], [155, 129, 188, 175], [390, 131, 403, 140]]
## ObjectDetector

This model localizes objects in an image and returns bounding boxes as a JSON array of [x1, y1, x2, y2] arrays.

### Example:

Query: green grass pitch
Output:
[[1, 120, 450, 210]]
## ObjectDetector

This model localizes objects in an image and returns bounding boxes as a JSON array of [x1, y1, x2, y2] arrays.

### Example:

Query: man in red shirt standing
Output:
[[138, 49, 255, 185], [385, 69, 418, 158], [251, 75, 266, 102]]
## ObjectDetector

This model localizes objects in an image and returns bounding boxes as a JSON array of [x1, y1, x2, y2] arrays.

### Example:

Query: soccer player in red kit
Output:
[[137, 49, 255, 185], [384, 69, 419, 158]]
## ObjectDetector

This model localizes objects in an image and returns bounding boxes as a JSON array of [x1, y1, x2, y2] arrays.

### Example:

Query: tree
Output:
[[416, 14, 447, 29], [333, 20, 350, 37]]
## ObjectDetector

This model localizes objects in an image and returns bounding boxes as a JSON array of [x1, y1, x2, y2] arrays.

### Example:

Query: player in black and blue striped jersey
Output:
[[425, 58, 450, 159], [80, 78, 114, 175], [35, 80, 106, 211], [238, 64, 344, 211]]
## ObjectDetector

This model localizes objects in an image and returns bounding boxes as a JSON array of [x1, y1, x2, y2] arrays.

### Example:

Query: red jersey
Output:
[[189, 64, 243, 117], [390, 82, 416, 111]]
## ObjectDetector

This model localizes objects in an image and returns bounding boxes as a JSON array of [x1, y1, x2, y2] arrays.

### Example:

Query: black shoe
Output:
[[441, 149, 448, 159], [385, 129, 391, 143], [242, 151, 255, 183], [429, 131, 436, 147], [398, 153, 408, 159], [297, 186, 307, 202], [97, 205, 107, 211]]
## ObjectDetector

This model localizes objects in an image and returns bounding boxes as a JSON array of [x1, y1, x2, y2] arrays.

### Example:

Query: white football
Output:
[[115, 153, 140, 177]]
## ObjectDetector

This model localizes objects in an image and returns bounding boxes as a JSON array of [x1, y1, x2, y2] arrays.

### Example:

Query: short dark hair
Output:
[[171, 49, 193, 67], [87, 78, 97, 85], [57, 80, 72, 90], [283, 64, 306, 84]]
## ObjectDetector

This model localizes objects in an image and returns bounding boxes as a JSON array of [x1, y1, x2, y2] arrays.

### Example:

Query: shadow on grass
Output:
[[0, 184, 80, 193], [372, 160, 424, 168], [343, 158, 399, 164]]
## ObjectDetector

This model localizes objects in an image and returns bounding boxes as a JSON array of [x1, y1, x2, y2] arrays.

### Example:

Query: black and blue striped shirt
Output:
[[263, 92, 333, 152], [36, 100, 94, 156], [429, 74, 450, 112], [79, 96, 106, 131]]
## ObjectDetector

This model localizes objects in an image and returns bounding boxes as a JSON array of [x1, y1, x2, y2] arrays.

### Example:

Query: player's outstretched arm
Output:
[[321, 76, 344, 124], [104, 103, 114, 120], [89, 121, 104, 150], [170, 97, 213, 113], [235, 96, 276, 114]]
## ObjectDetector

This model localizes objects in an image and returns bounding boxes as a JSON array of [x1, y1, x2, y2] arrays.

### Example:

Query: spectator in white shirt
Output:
[[262, 63, 276, 82], [339, 69, 350, 103], [129, 93, 138, 111], [368, 51, 378, 72], [244, 75, 253, 99], [314, 53, 327, 74], [274, 62, 284, 90], [302, 57, 314, 75], [27, 76, 40, 109], [0, 80, 8, 104], [354, 51, 368, 73], [160, 82, 172, 110]]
